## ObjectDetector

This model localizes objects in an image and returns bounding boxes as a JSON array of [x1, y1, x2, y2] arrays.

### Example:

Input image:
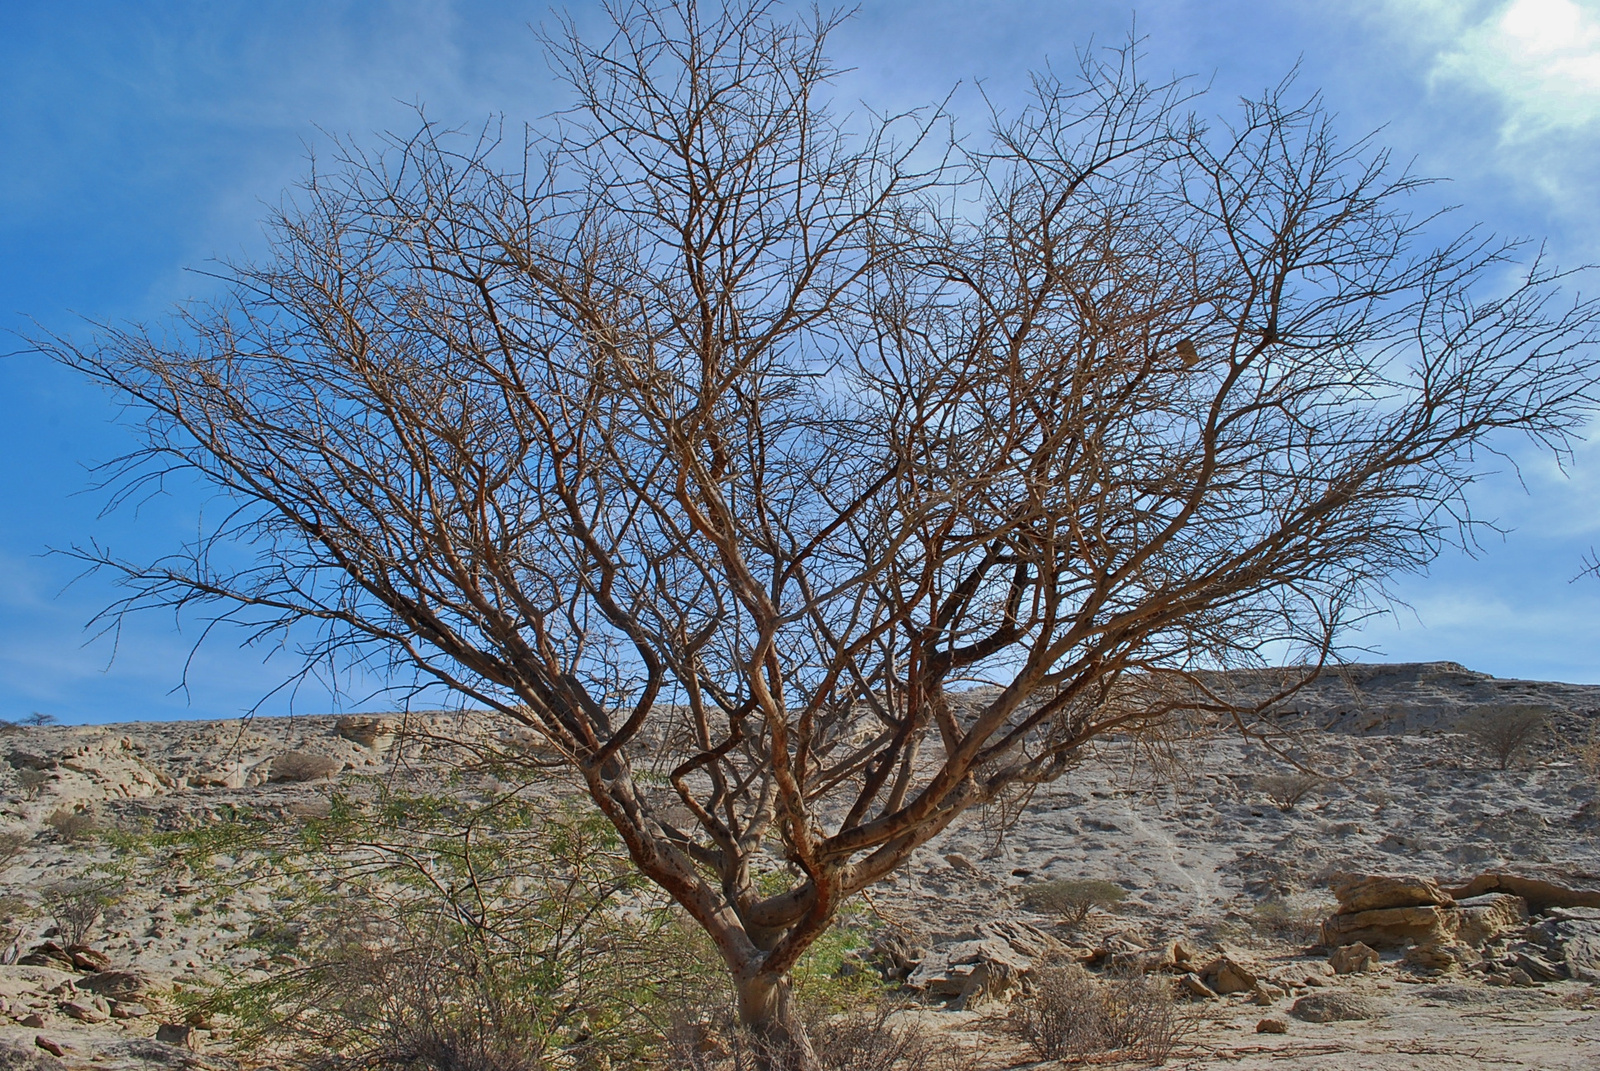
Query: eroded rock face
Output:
[[1530, 907, 1600, 983], [1455, 892, 1529, 946]]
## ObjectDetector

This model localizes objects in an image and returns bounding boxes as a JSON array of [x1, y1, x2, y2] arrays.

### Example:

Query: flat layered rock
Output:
[[1290, 991, 1385, 1022], [1446, 872, 1600, 912], [1322, 903, 1459, 949], [1332, 874, 1452, 913]]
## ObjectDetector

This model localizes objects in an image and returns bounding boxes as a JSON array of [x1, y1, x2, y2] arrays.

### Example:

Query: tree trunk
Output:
[[735, 970, 818, 1071]]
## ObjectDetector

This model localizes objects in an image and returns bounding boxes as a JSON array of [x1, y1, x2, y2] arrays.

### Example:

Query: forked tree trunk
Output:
[[735, 970, 819, 1071]]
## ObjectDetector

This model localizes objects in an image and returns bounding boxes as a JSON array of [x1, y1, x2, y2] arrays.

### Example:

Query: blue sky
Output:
[[3, 0, 1600, 724]]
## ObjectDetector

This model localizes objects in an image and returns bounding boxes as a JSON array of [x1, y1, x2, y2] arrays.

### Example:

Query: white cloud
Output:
[[1374, 1, 1600, 137], [1433, 0, 1600, 136]]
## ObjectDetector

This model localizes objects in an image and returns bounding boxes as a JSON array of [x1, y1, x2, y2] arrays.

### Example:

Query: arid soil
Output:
[[0, 660, 1596, 1069]]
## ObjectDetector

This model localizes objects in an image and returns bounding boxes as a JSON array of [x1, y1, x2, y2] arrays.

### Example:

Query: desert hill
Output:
[[0, 662, 1594, 1068]]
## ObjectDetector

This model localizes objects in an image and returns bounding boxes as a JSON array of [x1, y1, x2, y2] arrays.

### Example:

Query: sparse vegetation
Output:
[[22, 713, 57, 727], [1255, 772, 1323, 812], [1012, 963, 1181, 1064], [1019, 879, 1128, 928], [1459, 706, 1550, 771]]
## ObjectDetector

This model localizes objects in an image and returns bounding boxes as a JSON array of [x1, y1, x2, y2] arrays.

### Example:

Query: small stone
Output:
[[34, 1036, 64, 1057], [1179, 972, 1218, 999], [943, 853, 978, 873], [1256, 1017, 1289, 1034], [19, 1013, 45, 1027], [110, 1001, 150, 1019]]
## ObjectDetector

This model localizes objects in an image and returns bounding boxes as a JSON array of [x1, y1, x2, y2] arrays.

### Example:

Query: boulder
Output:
[[904, 920, 1056, 997], [60, 1001, 105, 1023], [1328, 942, 1380, 974], [1256, 1016, 1289, 1034], [1455, 893, 1528, 947], [950, 959, 1021, 1010], [155, 1023, 205, 1051], [1332, 874, 1452, 914], [1202, 954, 1260, 995], [1402, 943, 1476, 973], [1321, 904, 1458, 949], [77, 970, 150, 1001], [1178, 972, 1218, 999], [1290, 992, 1384, 1022], [17, 943, 75, 973], [66, 946, 110, 973]]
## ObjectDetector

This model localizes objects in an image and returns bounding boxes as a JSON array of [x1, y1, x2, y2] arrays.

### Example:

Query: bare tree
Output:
[[37, 2, 1600, 1064]]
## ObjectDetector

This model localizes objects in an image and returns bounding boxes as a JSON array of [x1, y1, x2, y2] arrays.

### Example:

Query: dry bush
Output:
[[267, 751, 342, 783], [1248, 899, 1324, 944], [1254, 772, 1322, 812], [44, 806, 98, 843], [15, 769, 49, 801], [667, 1002, 957, 1071], [38, 879, 117, 946], [1577, 725, 1600, 783], [1459, 706, 1549, 771], [0, 831, 27, 871], [1019, 879, 1127, 928], [1014, 964, 1181, 1065]]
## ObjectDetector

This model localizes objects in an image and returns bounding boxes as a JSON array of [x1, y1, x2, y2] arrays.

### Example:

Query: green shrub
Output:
[[1019, 879, 1127, 927]]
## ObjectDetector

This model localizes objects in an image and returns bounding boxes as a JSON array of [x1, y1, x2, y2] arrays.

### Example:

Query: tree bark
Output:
[[735, 970, 818, 1071]]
